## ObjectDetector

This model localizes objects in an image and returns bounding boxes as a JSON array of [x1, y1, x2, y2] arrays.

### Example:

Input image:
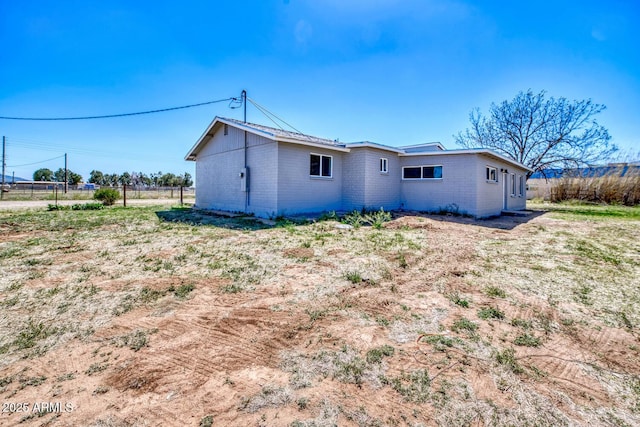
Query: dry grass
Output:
[[550, 174, 640, 205], [0, 203, 639, 426]]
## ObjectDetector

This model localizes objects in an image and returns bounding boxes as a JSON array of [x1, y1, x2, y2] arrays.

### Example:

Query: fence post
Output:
[[180, 186, 183, 205], [123, 184, 127, 207]]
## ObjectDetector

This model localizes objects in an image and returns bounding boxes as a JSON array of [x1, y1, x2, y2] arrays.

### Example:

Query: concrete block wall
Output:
[[475, 155, 527, 217], [276, 142, 344, 215], [362, 148, 401, 210], [399, 154, 478, 215], [194, 124, 277, 214]]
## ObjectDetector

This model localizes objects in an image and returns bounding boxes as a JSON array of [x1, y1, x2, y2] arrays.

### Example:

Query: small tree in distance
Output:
[[33, 168, 54, 181], [454, 90, 617, 178]]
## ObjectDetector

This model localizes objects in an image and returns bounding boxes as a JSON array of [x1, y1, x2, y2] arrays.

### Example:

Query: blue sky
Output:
[[1, 0, 638, 181]]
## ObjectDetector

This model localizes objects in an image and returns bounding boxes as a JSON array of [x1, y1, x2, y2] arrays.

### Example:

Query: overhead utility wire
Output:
[[0, 97, 235, 121], [8, 154, 65, 168], [247, 97, 305, 135], [249, 100, 286, 131]]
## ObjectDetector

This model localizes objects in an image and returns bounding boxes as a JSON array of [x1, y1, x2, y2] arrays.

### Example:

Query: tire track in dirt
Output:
[[104, 287, 306, 398], [518, 335, 612, 405]]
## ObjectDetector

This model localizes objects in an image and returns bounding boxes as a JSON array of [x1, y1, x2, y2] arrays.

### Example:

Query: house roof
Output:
[[185, 117, 532, 172], [185, 116, 347, 160], [400, 148, 533, 172]]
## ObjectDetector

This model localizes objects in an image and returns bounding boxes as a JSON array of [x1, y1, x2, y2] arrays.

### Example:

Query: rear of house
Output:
[[185, 117, 530, 218]]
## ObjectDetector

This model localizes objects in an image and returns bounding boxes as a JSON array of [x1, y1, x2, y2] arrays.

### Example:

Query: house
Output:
[[185, 117, 531, 218]]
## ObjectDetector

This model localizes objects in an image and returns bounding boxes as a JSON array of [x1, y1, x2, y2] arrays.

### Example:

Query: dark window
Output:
[[310, 154, 332, 177], [486, 166, 497, 182], [224, 124, 229, 136], [423, 166, 442, 179], [380, 158, 388, 173], [310, 154, 321, 176], [403, 165, 442, 179], [321, 156, 332, 177], [403, 167, 421, 179]]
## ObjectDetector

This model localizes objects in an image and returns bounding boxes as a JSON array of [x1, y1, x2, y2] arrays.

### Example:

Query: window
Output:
[[486, 166, 497, 182], [223, 124, 229, 136], [310, 154, 332, 178], [510, 173, 516, 196], [380, 158, 388, 173], [519, 175, 525, 197], [402, 165, 443, 180]]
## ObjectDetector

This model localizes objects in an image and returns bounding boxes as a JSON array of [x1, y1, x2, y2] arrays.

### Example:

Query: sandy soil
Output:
[[0, 209, 639, 426]]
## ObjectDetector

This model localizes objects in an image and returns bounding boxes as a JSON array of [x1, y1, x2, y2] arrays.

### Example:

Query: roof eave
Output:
[[184, 117, 280, 161], [277, 137, 350, 152], [344, 142, 404, 154], [399, 149, 532, 172]]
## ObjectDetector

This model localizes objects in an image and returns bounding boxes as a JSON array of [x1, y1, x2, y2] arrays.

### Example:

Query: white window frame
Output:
[[486, 166, 498, 183], [380, 158, 388, 174], [510, 173, 516, 196], [519, 175, 525, 197], [310, 153, 333, 178], [402, 165, 443, 180]]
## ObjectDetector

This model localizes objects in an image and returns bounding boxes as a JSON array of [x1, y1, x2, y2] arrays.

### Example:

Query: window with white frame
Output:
[[402, 165, 443, 180], [380, 158, 388, 173], [519, 175, 525, 196], [310, 153, 332, 178], [224, 124, 229, 136], [510, 173, 516, 196], [486, 166, 497, 182]]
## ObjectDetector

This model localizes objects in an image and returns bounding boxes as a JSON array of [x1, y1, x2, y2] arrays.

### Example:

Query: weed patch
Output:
[[495, 348, 523, 374], [478, 307, 505, 320], [383, 369, 431, 403], [365, 345, 395, 364]]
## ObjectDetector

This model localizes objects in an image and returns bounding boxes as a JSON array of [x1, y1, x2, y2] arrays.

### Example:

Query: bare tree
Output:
[[454, 90, 617, 178]]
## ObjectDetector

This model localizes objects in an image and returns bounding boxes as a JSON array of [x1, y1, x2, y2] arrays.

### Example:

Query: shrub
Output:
[[452, 318, 478, 333], [513, 333, 541, 347], [94, 188, 120, 206], [366, 345, 395, 364], [72, 202, 104, 210], [484, 286, 507, 298], [47, 204, 69, 211], [478, 306, 505, 320], [363, 207, 392, 229], [342, 210, 364, 228], [495, 348, 523, 374]]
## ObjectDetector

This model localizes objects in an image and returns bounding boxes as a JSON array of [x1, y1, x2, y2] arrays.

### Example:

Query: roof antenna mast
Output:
[[242, 90, 247, 123]]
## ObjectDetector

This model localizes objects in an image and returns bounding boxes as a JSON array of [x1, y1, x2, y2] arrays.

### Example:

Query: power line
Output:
[[249, 100, 286, 131], [7, 154, 65, 168], [247, 97, 305, 135], [0, 97, 236, 121]]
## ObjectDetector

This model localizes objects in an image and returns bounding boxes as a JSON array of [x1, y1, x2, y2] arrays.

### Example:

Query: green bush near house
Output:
[[94, 188, 120, 206]]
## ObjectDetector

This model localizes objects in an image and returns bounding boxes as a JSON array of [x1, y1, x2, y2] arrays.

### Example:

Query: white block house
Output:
[[185, 117, 531, 218]]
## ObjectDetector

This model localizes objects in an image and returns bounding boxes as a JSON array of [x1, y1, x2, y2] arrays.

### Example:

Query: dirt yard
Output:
[[0, 203, 639, 426]]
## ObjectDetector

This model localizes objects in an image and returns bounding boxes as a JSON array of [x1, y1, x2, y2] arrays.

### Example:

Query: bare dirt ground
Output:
[[0, 205, 639, 426]]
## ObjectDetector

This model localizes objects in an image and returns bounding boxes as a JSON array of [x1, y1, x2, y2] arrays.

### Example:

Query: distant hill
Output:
[[1, 174, 28, 183]]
